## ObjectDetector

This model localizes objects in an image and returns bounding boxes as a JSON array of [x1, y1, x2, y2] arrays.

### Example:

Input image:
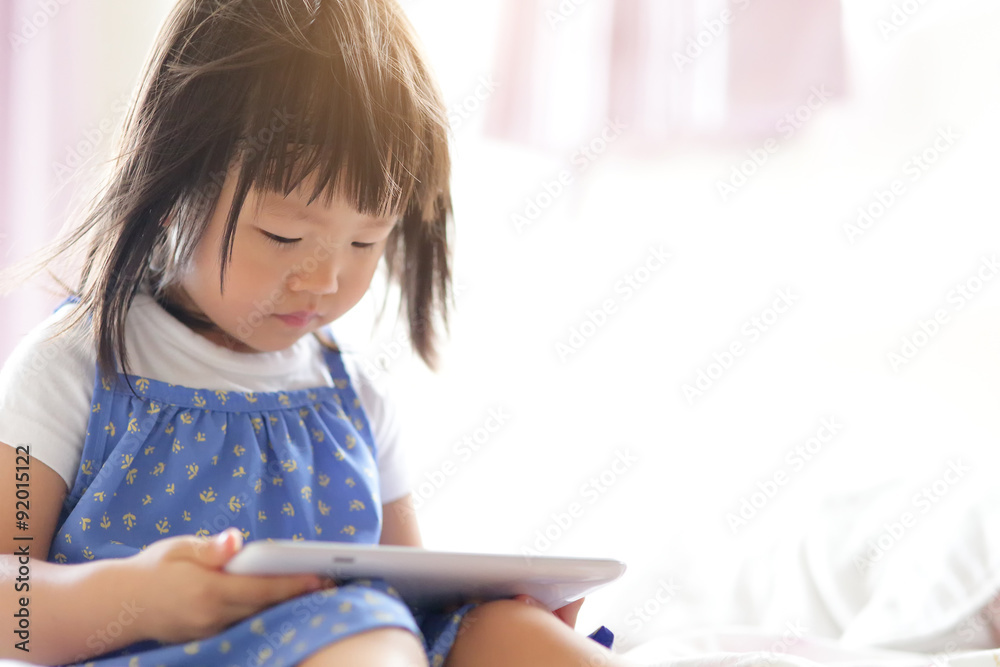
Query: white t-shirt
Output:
[[0, 294, 411, 504]]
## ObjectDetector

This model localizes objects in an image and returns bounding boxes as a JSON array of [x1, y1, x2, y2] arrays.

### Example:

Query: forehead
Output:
[[251, 182, 399, 229]]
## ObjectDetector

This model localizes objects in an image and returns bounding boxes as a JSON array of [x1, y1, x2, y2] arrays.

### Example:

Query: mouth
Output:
[[273, 311, 319, 328]]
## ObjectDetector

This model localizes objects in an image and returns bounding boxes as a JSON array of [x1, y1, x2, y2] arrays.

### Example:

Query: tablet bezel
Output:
[[224, 540, 627, 611]]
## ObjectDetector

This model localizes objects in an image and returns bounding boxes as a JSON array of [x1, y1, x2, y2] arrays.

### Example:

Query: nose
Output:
[[287, 252, 339, 295]]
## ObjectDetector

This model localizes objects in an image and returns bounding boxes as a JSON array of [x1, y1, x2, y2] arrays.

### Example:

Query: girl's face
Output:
[[174, 168, 397, 353]]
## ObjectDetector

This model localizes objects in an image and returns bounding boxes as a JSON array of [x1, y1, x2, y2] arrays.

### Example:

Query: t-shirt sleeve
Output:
[[0, 306, 95, 491], [342, 356, 412, 505]]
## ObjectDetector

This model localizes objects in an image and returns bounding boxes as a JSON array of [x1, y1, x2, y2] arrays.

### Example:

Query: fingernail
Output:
[[217, 528, 243, 549]]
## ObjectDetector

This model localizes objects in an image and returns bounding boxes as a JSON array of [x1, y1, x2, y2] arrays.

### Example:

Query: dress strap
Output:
[[54, 293, 81, 313], [314, 326, 375, 447]]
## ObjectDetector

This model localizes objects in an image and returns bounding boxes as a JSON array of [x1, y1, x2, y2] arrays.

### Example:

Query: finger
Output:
[[553, 597, 586, 628], [513, 594, 551, 612], [200, 529, 245, 569], [222, 575, 336, 626], [217, 571, 323, 609], [163, 528, 243, 568]]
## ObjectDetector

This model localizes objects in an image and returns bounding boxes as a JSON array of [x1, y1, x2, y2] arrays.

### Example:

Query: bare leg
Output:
[[445, 599, 640, 667], [297, 627, 429, 667]]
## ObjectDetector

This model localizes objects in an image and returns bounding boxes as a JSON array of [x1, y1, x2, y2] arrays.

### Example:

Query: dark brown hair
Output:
[[6, 0, 453, 382]]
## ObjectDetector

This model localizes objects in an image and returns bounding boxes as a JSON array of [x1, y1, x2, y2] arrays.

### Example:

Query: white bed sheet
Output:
[[621, 630, 1000, 666], [619, 477, 1000, 666]]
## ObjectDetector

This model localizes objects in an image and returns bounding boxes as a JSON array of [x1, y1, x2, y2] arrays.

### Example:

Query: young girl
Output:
[[0, 1, 637, 666]]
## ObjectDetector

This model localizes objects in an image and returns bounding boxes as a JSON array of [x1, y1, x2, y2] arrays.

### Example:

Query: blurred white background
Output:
[[2, 0, 999, 650]]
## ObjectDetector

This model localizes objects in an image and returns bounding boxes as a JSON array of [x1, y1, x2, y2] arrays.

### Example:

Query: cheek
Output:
[[186, 238, 288, 316], [184, 234, 224, 298], [348, 254, 382, 291], [230, 238, 293, 287]]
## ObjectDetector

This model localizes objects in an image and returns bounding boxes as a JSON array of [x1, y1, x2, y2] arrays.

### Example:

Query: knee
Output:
[[449, 600, 625, 667], [298, 627, 428, 667], [456, 598, 557, 640]]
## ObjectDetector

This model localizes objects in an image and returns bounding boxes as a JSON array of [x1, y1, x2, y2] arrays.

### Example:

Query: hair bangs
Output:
[[228, 0, 450, 225]]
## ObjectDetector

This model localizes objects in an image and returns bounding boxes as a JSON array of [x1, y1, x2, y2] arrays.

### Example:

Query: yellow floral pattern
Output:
[[43, 334, 474, 666]]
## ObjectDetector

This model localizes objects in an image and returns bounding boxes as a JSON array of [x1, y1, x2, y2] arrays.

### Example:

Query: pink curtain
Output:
[[727, 0, 847, 136], [0, 1, 103, 364], [485, 0, 847, 152], [0, 4, 11, 239]]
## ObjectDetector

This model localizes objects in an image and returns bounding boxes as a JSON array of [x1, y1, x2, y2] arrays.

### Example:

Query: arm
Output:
[[0, 442, 147, 664], [1, 443, 323, 665], [380, 494, 422, 547], [1, 555, 150, 664]]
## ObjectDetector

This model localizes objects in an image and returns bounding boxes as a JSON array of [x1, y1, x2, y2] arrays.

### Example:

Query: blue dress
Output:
[[47, 327, 477, 667]]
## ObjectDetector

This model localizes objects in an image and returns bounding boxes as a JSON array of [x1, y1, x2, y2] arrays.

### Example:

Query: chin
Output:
[[243, 327, 321, 353], [211, 325, 285, 354]]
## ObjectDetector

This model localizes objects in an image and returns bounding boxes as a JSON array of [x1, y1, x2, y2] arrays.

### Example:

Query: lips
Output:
[[274, 311, 319, 328]]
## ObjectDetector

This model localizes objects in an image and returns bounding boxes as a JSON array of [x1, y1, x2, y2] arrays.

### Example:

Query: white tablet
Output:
[[225, 540, 626, 611]]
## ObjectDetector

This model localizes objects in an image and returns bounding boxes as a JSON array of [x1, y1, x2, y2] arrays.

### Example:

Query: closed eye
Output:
[[261, 231, 301, 246], [352, 242, 376, 250]]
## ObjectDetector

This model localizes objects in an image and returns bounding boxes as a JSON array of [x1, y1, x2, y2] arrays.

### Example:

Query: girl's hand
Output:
[[514, 594, 585, 629], [127, 528, 324, 645]]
